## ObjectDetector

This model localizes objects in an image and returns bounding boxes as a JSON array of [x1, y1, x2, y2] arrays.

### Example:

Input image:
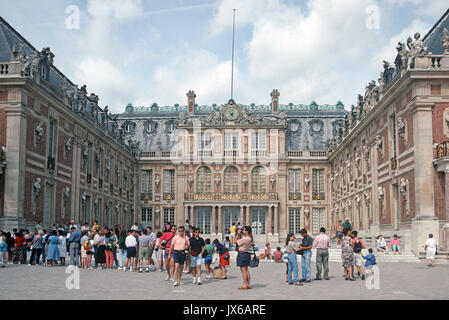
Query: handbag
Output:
[[249, 240, 259, 268]]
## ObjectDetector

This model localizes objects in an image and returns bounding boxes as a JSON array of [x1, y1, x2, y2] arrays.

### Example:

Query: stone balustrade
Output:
[[184, 192, 279, 202], [287, 150, 327, 159], [0, 61, 21, 76]]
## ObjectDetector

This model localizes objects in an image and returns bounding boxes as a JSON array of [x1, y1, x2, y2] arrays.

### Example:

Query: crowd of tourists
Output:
[[0, 219, 259, 290], [0, 217, 439, 289]]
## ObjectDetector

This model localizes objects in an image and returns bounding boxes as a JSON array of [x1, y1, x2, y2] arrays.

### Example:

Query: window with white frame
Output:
[[288, 208, 301, 234], [141, 170, 153, 195], [288, 169, 301, 200], [141, 207, 153, 228], [312, 169, 325, 200], [251, 132, 266, 151], [196, 166, 212, 193], [224, 132, 239, 150], [197, 132, 212, 150], [163, 170, 175, 194], [163, 208, 175, 226]]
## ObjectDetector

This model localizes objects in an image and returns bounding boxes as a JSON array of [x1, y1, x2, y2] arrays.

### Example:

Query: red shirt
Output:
[[160, 232, 176, 252], [14, 236, 26, 247]]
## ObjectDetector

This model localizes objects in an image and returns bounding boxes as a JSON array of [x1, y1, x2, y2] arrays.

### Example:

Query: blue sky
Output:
[[1, 0, 448, 113]]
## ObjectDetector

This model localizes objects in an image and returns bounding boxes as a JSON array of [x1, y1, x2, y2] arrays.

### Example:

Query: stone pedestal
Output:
[[410, 217, 440, 255], [368, 222, 380, 238], [0, 216, 28, 231], [442, 224, 449, 251]]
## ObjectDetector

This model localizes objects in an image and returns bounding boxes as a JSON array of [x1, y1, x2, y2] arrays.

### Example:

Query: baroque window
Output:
[[251, 166, 267, 193], [312, 169, 325, 200], [196, 166, 212, 193], [224, 166, 239, 193], [288, 208, 301, 234], [288, 169, 301, 200]]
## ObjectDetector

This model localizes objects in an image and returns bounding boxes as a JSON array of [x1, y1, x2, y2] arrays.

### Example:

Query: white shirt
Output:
[[426, 238, 437, 249], [93, 234, 100, 245], [377, 238, 386, 247], [131, 225, 139, 231], [148, 232, 156, 247], [125, 235, 137, 248]]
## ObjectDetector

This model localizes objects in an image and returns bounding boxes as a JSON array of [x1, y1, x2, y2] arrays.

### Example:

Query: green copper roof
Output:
[[125, 101, 345, 113]]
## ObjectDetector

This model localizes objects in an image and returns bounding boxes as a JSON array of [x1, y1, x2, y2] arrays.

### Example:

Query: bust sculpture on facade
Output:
[[63, 187, 70, 206], [215, 175, 221, 190], [33, 178, 41, 198], [442, 28, 449, 54], [400, 178, 408, 198]]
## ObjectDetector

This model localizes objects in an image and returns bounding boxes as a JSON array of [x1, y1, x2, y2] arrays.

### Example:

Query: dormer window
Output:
[[123, 123, 131, 133]]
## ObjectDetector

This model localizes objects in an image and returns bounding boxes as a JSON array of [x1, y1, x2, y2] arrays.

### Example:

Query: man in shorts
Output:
[[335, 220, 343, 248], [189, 228, 205, 285], [124, 230, 137, 272], [160, 225, 177, 281], [138, 229, 151, 273], [169, 226, 190, 286]]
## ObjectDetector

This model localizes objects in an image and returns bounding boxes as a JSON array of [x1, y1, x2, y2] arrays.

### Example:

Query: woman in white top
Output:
[[376, 235, 388, 254], [425, 234, 438, 267], [57, 230, 67, 266]]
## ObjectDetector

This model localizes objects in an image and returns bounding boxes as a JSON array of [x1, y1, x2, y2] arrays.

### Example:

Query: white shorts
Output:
[[426, 248, 436, 260], [353, 253, 363, 267]]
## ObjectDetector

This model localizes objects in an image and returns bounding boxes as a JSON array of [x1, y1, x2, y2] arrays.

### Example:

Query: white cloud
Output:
[[135, 45, 241, 107], [370, 19, 430, 70], [87, 0, 143, 20], [74, 58, 135, 112]]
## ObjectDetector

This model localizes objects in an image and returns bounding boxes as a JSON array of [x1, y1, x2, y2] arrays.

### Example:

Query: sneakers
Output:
[[170, 277, 175, 282], [129, 267, 133, 272], [173, 281, 179, 286], [193, 277, 197, 284], [206, 274, 211, 280], [138, 268, 143, 273], [165, 276, 170, 281], [145, 268, 150, 273], [197, 278, 202, 285]]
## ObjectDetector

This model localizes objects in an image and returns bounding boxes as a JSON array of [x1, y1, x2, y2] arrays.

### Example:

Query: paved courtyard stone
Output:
[[1, 260, 448, 300]]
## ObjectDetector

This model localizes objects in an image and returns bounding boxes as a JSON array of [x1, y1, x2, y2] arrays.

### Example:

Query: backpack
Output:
[[83, 240, 91, 251], [353, 240, 363, 253]]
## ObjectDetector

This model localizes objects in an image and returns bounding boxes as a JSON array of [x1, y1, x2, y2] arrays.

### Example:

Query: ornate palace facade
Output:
[[1, 10, 449, 254]]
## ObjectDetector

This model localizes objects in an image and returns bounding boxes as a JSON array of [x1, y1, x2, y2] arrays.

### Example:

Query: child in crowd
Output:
[[390, 235, 401, 255], [273, 247, 283, 263], [0, 235, 7, 267], [204, 238, 215, 280], [224, 236, 232, 251], [155, 232, 164, 272], [362, 248, 376, 275], [263, 243, 273, 260]]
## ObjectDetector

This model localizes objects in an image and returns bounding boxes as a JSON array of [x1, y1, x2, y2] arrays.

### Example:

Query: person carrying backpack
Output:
[[351, 230, 365, 280]]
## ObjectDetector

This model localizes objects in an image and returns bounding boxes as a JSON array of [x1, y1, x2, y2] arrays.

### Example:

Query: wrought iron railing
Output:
[[163, 193, 175, 200], [140, 193, 153, 201], [289, 193, 302, 200], [312, 192, 325, 201]]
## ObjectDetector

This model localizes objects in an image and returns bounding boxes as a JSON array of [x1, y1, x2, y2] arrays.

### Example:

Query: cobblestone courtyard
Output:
[[1, 260, 448, 300]]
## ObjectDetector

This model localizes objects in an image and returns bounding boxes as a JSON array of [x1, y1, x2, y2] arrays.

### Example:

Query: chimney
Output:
[[271, 89, 280, 113], [187, 90, 196, 114]]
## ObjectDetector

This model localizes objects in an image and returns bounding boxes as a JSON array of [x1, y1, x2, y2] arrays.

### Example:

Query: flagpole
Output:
[[231, 9, 236, 100]]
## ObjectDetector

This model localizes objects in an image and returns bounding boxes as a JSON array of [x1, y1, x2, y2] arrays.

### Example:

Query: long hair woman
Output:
[[236, 226, 254, 290], [285, 233, 303, 286], [97, 230, 107, 269]]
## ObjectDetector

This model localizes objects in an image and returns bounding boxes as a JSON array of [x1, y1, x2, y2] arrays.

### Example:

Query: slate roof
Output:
[[424, 8, 449, 55]]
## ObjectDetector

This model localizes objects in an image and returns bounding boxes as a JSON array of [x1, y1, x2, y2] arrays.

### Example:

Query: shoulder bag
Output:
[[249, 238, 259, 268]]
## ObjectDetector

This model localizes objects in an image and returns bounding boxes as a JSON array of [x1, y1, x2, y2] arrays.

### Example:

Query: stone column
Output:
[[190, 205, 195, 227], [0, 104, 27, 230], [217, 206, 223, 240], [184, 205, 188, 225], [71, 137, 83, 223], [267, 206, 272, 235], [211, 206, 216, 235], [274, 205, 279, 235], [239, 206, 244, 227], [246, 206, 250, 227], [435, 159, 449, 250], [411, 102, 439, 255]]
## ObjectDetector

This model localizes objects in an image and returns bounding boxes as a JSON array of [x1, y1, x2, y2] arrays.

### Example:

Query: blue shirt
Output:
[[215, 242, 228, 255], [0, 241, 7, 252], [363, 253, 376, 267], [69, 230, 81, 243]]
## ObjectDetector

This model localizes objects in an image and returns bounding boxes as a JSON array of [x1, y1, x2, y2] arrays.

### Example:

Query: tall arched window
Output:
[[224, 166, 239, 193], [196, 166, 212, 193], [251, 166, 267, 193]]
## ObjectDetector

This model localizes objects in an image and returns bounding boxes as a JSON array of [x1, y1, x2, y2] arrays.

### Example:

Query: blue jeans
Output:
[[117, 249, 127, 268], [287, 253, 299, 284], [301, 250, 312, 281], [70, 242, 80, 266]]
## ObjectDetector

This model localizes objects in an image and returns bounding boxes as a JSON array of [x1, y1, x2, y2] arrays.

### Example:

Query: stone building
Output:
[[1, 9, 449, 255]]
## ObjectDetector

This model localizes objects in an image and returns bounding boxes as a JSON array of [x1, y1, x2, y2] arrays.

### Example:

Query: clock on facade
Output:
[[225, 107, 239, 121]]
